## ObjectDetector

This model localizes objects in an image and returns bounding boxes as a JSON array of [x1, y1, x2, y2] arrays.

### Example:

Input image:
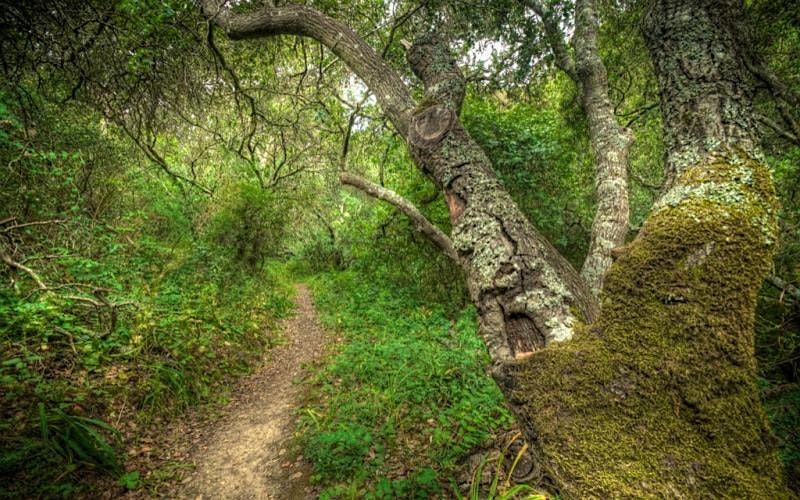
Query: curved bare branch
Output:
[[199, 0, 415, 137], [340, 172, 458, 262]]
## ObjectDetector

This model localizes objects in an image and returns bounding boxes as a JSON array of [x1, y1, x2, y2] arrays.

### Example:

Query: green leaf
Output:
[[119, 471, 141, 490]]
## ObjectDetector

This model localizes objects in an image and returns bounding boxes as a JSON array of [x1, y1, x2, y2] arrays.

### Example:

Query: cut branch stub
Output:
[[409, 105, 454, 147]]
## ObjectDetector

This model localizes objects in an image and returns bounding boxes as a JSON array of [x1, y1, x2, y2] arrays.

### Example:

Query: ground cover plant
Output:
[[299, 270, 513, 498]]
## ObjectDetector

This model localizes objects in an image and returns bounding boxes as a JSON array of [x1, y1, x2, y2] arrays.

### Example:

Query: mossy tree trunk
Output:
[[499, 0, 788, 496], [202, 0, 788, 495]]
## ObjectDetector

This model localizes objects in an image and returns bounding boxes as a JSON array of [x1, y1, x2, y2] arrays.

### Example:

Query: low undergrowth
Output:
[[0, 240, 294, 497], [298, 270, 512, 498]]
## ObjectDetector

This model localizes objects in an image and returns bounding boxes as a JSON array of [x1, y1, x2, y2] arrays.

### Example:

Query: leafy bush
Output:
[[204, 183, 292, 269]]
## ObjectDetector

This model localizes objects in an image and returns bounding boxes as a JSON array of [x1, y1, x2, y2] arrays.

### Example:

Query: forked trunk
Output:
[[203, 0, 787, 495]]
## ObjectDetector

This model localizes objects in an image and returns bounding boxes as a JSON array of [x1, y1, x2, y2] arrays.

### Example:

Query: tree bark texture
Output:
[[573, 0, 633, 296], [404, 34, 599, 361], [642, 0, 760, 189], [498, 0, 787, 496]]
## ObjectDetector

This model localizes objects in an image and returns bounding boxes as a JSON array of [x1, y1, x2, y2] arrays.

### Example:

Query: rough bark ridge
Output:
[[500, 0, 788, 496], [531, 0, 633, 295]]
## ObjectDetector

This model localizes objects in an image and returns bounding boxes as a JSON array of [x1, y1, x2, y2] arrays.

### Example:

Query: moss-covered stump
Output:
[[504, 152, 790, 498]]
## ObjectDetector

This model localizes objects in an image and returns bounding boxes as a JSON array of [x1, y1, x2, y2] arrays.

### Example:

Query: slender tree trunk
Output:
[[573, 0, 633, 295], [531, 0, 633, 295], [499, 0, 787, 496]]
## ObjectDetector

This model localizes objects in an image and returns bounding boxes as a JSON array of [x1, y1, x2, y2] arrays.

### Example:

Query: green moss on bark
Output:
[[506, 153, 789, 498]]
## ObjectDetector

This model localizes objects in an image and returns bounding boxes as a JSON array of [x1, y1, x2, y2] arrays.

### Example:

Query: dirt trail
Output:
[[178, 284, 325, 500]]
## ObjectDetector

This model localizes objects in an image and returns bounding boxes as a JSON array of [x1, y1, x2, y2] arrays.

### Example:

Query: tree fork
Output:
[[201, 0, 599, 363]]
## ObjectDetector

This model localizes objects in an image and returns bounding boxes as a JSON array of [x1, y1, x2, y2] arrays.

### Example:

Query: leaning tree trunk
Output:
[[498, 0, 788, 496], [404, 34, 599, 361], [202, 1, 599, 365]]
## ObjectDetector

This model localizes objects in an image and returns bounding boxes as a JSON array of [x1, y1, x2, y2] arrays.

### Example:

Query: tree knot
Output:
[[409, 104, 454, 147]]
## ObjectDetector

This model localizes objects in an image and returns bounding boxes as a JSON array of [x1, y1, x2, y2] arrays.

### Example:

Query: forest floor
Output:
[[167, 284, 326, 499]]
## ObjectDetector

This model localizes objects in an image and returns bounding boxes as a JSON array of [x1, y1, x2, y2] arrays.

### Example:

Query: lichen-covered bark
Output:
[[642, 0, 759, 188], [408, 106, 597, 361], [405, 35, 598, 362], [573, 0, 633, 295], [532, 0, 632, 295]]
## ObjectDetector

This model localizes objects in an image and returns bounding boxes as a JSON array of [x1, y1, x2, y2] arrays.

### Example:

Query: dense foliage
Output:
[[0, 90, 294, 496], [0, 0, 798, 497]]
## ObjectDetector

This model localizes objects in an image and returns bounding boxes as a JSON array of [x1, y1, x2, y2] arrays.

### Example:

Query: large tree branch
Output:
[[340, 172, 458, 262], [406, 33, 465, 113], [199, 0, 415, 137]]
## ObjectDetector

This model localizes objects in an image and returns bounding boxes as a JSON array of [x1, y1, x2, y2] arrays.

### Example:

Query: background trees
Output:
[[1, 0, 798, 497]]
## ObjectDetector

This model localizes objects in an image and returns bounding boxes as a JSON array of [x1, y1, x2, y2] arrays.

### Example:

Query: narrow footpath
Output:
[[178, 284, 326, 500]]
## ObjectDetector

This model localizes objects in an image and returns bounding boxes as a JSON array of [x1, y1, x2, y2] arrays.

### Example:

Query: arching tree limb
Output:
[[199, 0, 415, 137], [340, 172, 458, 262], [202, 0, 599, 362]]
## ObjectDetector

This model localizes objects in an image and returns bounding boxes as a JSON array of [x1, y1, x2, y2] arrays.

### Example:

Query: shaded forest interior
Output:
[[1, 0, 799, 497]]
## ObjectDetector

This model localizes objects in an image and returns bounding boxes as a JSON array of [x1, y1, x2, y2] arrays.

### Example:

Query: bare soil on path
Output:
[[175, 283, 326, 500]]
